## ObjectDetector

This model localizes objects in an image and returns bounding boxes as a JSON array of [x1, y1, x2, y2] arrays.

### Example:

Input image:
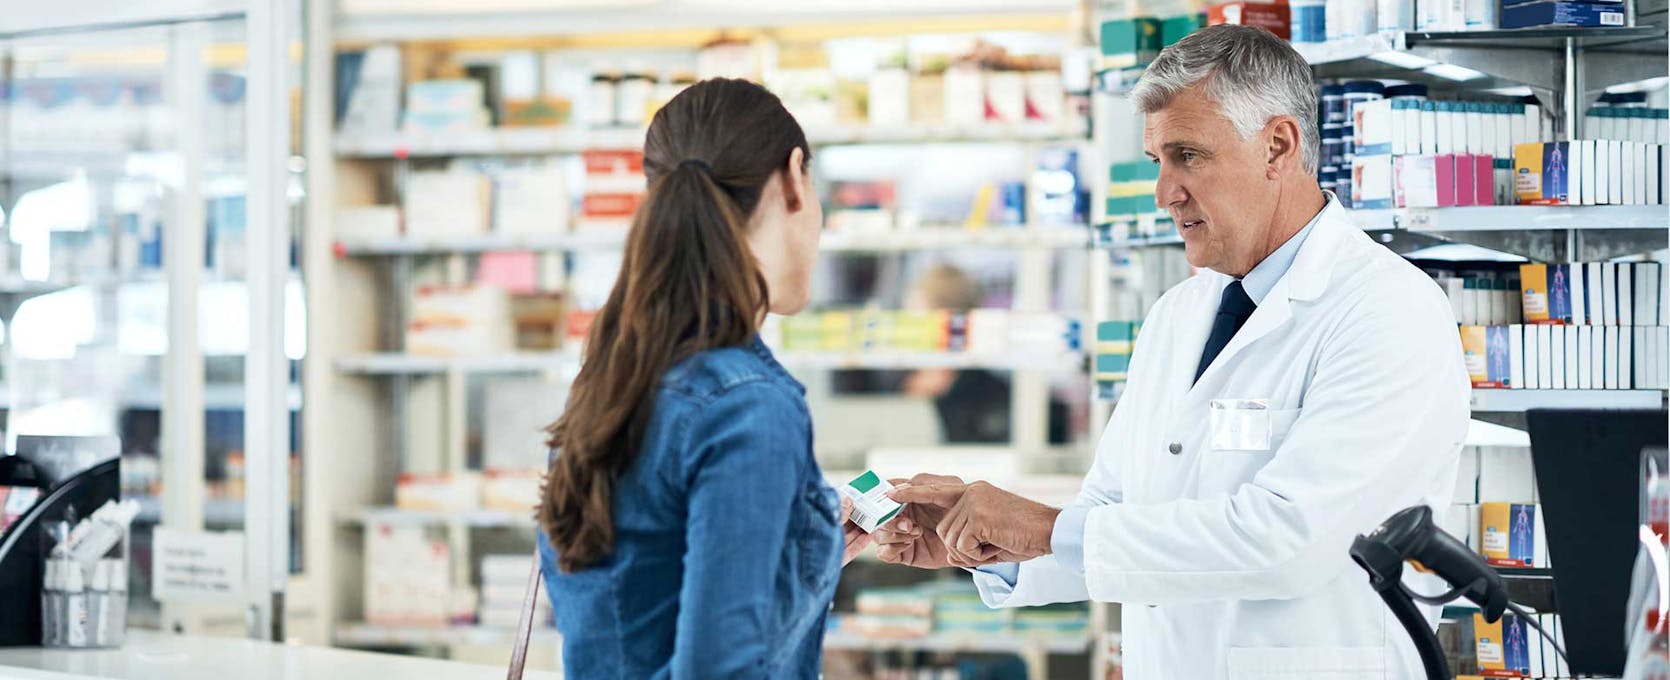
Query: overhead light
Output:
[[1483, 86, 1534, 97], [1369, 51, 1437, 69], [1423, 63, 1486, 81], [1605, 76, 1670, 93]]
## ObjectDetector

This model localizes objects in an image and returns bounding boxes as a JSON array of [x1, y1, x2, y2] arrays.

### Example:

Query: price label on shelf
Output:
[[153, 527, 245, 602]]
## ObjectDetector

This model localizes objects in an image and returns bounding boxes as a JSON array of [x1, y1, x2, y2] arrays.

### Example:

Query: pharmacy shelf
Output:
[[1395, 205, 1669, 232], [1494, 567, 1555, 579], [777, 350, 1085, 372], [134, 496, 246, 525], [336, 352, 581, 375], [336, 230, 627, 255], [1295, 27, 1666, 91], [339, 226, 1090, 256], [335, 127, 641, 158], [807, 122, 1089, 146], [334, 623, 559, 648], [339, 507, 536, 528], [820, 227, 1088, 252], [822, 629, 1092, 654], [1469, 388, 1665, 412], [336, 122, 1089, 159]]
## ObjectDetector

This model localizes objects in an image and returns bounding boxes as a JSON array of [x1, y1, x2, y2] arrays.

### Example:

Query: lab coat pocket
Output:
[[1226, 646, 1386, 680], [1200, 409, 1300, 497]]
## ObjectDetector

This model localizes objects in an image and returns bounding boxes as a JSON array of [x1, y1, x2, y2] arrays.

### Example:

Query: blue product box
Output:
[[1501, 0, 1627, 27]]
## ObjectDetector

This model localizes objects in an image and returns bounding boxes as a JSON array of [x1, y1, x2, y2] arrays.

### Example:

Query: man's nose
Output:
[[1155, 164, 1188, 211]]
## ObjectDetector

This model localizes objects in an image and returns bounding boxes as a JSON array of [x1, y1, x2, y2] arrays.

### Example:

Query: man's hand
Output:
[[838, 496, 873, 566], [870, 473, 963, 569], [888, 481, 1060, 567]]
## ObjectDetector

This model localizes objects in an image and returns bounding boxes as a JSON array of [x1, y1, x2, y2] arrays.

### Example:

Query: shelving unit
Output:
[[334, 623, 560, 648], [337, 225, 1090, 256], [821, 629, 1092, 655], [1469, 388, 1665, 412], [338, 507, 535, 528]]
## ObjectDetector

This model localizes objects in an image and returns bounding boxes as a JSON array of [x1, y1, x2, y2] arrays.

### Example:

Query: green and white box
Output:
[[841, 471, 903, 533]]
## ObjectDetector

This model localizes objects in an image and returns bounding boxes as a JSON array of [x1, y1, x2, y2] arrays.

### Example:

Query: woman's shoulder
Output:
[[659, 340, 801, 407]]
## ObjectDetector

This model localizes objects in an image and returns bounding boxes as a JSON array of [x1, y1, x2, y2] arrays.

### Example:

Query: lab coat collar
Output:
[[1187, 191, 1356, 393]]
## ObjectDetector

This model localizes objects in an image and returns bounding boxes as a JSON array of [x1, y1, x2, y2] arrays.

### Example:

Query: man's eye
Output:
[[1181, 151, 1199, 163]]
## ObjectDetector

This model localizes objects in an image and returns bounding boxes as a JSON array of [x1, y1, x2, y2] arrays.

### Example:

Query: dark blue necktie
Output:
[[1194, 280, 1257, 384]]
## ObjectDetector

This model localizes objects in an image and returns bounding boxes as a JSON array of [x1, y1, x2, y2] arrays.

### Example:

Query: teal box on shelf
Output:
[[1161, 14, 1209, 47], [1500, 0, 1626, 27], [1100, 18, 1162, 69]]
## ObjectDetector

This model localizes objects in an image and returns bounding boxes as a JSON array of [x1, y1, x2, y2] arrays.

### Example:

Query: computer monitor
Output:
[[1525, 408, 1667, 677]]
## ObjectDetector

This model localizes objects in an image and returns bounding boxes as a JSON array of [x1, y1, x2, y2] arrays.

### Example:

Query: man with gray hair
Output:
[[875, 25, 1470, 678]]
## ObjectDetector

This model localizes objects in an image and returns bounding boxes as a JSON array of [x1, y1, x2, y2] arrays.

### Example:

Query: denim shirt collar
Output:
[[747, 334, 805, 395]]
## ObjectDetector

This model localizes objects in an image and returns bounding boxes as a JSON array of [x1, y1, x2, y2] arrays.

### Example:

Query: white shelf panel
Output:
[[336, 352, 581, 375], [822, 630, 1091, 654], [777, 351, 1084, 372], [807, 122, 1089, 146], [340, 507, 537, 528], [335, 127, 641, 158], [338, 227, 1089, 256], [134, 496, 246, 525], [1469, 388, 1665, 412], [336, 122, 1087, 158], [821, 227, 1087, 252], [334, 623, 559, 648], [1294, 34, 1401, 66], [1398, 205, 1669, 232], [337, 230, 626, 255]]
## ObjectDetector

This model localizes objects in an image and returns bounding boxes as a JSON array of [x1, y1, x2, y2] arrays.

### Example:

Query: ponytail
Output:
[[539, 79, 808, 572]]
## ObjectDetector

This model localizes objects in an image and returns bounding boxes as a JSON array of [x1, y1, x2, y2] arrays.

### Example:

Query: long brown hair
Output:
[[538, 78, 811, 572]]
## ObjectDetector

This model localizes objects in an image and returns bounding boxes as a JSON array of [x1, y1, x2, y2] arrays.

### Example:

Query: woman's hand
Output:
[[839, 496, 873, 566]]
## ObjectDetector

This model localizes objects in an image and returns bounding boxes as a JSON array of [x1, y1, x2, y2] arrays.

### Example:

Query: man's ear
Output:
[[783, 146, 807, 212], [1265, 116, 1302, 179]]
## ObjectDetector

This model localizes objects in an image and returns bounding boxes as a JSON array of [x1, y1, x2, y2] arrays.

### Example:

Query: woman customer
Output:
[[537, 78, 867, 678]]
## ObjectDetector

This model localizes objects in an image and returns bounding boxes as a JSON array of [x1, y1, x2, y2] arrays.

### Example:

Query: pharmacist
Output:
[[877, 25, 1470, 680]]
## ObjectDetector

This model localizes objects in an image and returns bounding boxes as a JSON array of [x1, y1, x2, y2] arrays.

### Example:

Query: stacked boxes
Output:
[[1095, 321, 1140, 399], [1106, 160, 1160, 219], [1458, 260, 1666, 390], [1350, 96, 1550, 207], [1099, 18, 1162, 70], [1514, 140, 1668, 206], [1473, 612, 1572, 678]]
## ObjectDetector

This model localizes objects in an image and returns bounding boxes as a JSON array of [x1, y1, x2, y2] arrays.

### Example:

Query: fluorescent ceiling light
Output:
[[1483, 86, 1534, 97], [1424, 63, 1486, 81], [1605, 76, 1670, 93], [1369, 51, 1437, 69]]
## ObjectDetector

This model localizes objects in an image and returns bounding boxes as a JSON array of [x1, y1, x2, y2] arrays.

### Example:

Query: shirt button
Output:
[[1168, 442, 1182, 455]]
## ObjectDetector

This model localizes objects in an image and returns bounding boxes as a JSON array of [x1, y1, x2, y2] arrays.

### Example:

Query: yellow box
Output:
[[1481, 502, 1537, 568], [1460, 326, 1489, 386], [1518, 264, 1550, 324]]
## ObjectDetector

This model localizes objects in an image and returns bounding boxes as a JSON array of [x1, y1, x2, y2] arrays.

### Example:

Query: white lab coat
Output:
[[975, 200, 1470, 679]]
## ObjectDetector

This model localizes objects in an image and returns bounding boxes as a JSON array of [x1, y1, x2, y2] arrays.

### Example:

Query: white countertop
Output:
[[0, 631, 560, 680]]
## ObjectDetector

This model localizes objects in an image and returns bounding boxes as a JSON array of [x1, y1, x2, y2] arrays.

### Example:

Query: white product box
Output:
[[984, 70, 1027, 124], [1395, 154, 1441, 208], [1025, 71, 1065, 125], [1509, 324, 1526, 389], [1421, 102, 1440, 155], [1538, 325, 1554, 389], [1596, 140, 1613, 206], [1355, 100, 1394, 154], [1509, 104, 1530, 147], [336, 205, 402, 240], [1602, 263, 1620, 325], [1622, 323, 1636, 388], [1578, 325, 1594, 389], [1621, 262, 1637, 326], [944, 65, 985, 126], [1570, 141, 1588, 205], [1624, 143, 1639, 205], [365, 523, 452, 626], [1478, 446, 1537, 502], [1605, 326, 1621, 388], [1450, 102, 1468, 155], [1564, 326, 1579, 389], [495, 165, 570, 235], [1610, 140, 1625, 205], [868, 68, 911, 129], [408, 285, 515, 356], [1353, 154, 1395, 209], [1637, 142, 1651, 205], [1435, 103, 1456, 155], [1465, 103, 1485, 154], [1549, 326, 1566, 389], [406, 171, 492, 236]]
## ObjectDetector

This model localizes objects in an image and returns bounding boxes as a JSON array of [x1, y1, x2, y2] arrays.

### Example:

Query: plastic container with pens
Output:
[[41, 500, 138, 648]]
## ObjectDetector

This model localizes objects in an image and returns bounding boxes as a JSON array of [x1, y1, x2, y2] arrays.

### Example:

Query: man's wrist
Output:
[[1032, 504, 1062, 556]]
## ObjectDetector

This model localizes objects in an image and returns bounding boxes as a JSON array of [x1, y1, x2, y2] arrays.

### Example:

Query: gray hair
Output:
[[1131, 25, 1319, 174]]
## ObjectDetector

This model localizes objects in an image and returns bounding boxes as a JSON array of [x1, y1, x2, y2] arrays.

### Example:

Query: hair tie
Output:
[[677, 158, 714, 174]]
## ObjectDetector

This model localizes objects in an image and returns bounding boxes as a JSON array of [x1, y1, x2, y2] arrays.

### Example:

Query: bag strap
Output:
[[505, 551, 543, 680]]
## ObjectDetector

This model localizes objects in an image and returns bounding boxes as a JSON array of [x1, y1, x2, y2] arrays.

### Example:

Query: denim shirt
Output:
[[538, 336, 842, 679]]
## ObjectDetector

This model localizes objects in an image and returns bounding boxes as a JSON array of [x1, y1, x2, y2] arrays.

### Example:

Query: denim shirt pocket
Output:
[[792, 480, 842, 595]]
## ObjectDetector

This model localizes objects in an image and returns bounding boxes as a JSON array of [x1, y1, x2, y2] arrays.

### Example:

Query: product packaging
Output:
[[841, 471, 904, 533]]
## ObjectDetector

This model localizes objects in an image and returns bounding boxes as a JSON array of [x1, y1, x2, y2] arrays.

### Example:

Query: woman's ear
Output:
[[783, 147, 807, 213]]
